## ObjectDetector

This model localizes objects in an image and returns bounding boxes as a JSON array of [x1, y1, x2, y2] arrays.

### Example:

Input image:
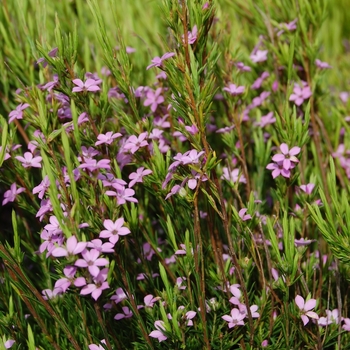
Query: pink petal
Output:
[[301, 314, 309, 326], [289, 147, 301, 156], [280, 143, 289, 154], [304, 299, 316, 311], [52, 247, 68, 257], [80, 284, 96, 295], [295, 295, 305, 310]]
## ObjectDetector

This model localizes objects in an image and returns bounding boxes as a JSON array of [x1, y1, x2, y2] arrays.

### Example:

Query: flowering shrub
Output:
[[1, 0, 350, 349]]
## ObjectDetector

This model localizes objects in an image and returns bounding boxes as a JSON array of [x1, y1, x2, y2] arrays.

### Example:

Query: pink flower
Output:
[[266, 161, 292, 179], [149, 320, 167, 342], [144, 88, 164, 112], [318, 309, 340, 326], [183, 25, 198, 45], [105, 186, 138, 205], [78, 159, 111, 171], [254, 111, 276, 128], [295, 295, 319, 325], [238, 208, 251, 221], [143, 294, 161, 308], [294, 238, 315, 247], [272, 143, 301, 171], [235, 62, 251, 72], [342, 318, 350, 331], [223, 83, 245, 96], [222, 308, 245, 328], [88, 339, 107, 350], [4, 340, 15, 349], [99, 218, 131, 245], [80, 268, 109, 300], [87, 239, 115, 253], [221, 168, 246, 184], [15, 152, 42, 168], [251, 72, 269, 90], [128, 167, 152, 188], [2, 183, 25, 206], [250, 50, 268, 63], [299, 183, 315, 195], [146, 52, 175, 70], [75, 249, 109, 277], [8, 103, 30, 123], [72, 79, 101, 92], [33, 176, 50, 199], [51, 236, 87, 257], [42, 287, 63, 300], [289, 83, 312, 106], [124, 132, 148, 154], [114, 306, 133, 320], [315, 59, 332, 69], [185, 311, 196, 326], [95, 132, 122, 146]]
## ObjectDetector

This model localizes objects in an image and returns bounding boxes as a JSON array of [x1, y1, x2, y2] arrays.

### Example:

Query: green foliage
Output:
[[1, 0, 350, 349]]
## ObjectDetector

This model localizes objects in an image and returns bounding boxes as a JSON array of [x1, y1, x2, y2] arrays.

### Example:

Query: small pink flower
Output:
[[299, 183, 315, 195], [99, 218, 131, 245], [128, 167, 152, 188], [2, 183, 25, 206], [124, 132, 148, 154], [15, 152, 42, 168], [342, 318, 350, 331], [51, 236, 87, 257], [75, 249, 109, 277], [289, 83, 312, 106], [250, 50, 268, 63], [72, 79, 101, 92], [183, 25, 198, 45], [144, 88, 164, 112], [222, 308, 245, 328], [149, 320, 167, 342], [95, 132, 122, 146], [295, 295, 319, 325], [315, 59, 332, 69], [223, 83, 245, 96], [4, 339, 16, 349], [8, 103, 30, 123], [114, 306, 133, 320], [238, 208, 251, 221], [80, 268, 109, 300], [88, 339, 107, 350], [272, 143, 301, 171], [147, 52, 175, 70]]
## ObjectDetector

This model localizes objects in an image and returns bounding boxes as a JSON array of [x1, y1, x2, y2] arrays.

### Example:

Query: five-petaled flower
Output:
[[8, 103, 30, 123], [222, 308, 246, 328], [144, 88, 164, 112], [128, 167, 152, 188], [223, 83, 245, 96], [72, 79, 101, 93], [124, 132, 148, 154], [295, 295, 319, 325], [75, 249, 109, 277], [51, 236, 87, 257], [99, 218, 131, 245], [289, 83, 312, 106], [15, 152, 42, 168], [250, 50, 268, 63], [272, 143, 301, 171], [2, 183, 25, 206], [95, 132, 122, 146]]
